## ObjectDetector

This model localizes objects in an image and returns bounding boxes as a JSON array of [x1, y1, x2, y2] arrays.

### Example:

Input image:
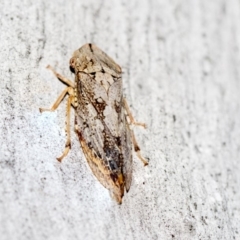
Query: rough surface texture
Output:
[[1, 0, 240, 239]]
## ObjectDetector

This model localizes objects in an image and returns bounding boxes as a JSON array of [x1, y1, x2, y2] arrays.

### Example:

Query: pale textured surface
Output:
[[1, 0, 240, 239]]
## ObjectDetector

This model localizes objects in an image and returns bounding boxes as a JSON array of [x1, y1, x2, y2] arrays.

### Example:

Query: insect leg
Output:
[[39, 87, 73, 112], [56, 93, 75, 162], [46, 65, 75, 88], [131, 129, 148, 166], [39, 83, 75, 161], [123, 98, 146, 128]]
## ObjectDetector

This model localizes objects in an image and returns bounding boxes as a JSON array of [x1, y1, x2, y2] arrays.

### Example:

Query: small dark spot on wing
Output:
[[114, 100, 121, 113], [109, 160, 118, 170], [110, 172, 118, 182], [94, 98, 107, 116], [90, 72, 96, 77], [115, 136, 121, 146], [97, 152, 102, 159], [87, 142, 92, 148], [83, 121, 89, 128]]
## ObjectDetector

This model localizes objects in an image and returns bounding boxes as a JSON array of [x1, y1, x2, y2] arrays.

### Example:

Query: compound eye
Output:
[[69, 57, 75, 73]]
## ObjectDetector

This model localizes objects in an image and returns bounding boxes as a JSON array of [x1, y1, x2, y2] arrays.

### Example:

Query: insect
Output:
[[40, 43, 148, 204]]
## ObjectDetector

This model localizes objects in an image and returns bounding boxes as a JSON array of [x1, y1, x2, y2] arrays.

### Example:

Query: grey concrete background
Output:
[[0, 0, 240, 239]]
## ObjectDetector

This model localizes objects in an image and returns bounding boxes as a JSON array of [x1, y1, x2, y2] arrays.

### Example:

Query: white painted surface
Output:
[[1, 0, 240, 239]]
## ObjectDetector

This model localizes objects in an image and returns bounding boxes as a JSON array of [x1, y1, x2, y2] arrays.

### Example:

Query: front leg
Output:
[[39, 66, 77, 162]]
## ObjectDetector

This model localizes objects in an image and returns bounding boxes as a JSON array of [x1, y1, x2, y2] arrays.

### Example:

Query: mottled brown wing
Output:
[[75, 71, 122, 161], [75, 71, 133, 192], [73, 44, 133, 199]]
